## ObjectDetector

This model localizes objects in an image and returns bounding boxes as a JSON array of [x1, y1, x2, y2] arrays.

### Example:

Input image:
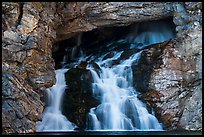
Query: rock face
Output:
[[2, 2, 202, 134], [2, 2, 56, 134], [2, 72, 43, 134], [54, 2, 174, 42], [132, 41, 169, 93], [139, 26, 202, 131], [148, 3, 202, 131], [62, 63, 100, 129]]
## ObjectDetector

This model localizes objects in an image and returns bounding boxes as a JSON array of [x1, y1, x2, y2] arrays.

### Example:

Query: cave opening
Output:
[[52, 17, 176, 70], [39, 16, 177, 131]]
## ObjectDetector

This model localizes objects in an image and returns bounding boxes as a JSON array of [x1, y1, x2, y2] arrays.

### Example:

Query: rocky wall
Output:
[[2, 2, 202, 134]]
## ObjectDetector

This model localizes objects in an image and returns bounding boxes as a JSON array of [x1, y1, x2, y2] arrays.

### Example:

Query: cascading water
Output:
[[127, 19, 175, 49], [36, 18, 175, 132], [85, 19, 175, 131], [85, 18, 175, 131], [36, 69, 77, 131], [86, 51, 163, 131], [71, 33, 84, 61]]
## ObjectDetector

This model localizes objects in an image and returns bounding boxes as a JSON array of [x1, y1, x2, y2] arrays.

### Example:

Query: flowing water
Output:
[[36, 19, 176, 132], [86, 51, 163, 131], [36, 69, 77, 131], [127, 19, 175, 49]]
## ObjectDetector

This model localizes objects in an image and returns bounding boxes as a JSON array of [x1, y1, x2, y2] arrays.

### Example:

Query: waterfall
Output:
[[86, 51, 163, 131], [126, 19, 175, 49], [85, 19, 175, 131], [71, 33, 84, 61], [36, 69, 77, 132], [36, 19, 175, 132]]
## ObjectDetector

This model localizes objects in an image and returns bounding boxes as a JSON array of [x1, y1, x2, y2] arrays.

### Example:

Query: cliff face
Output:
[[138, 3, 202, 130], [139, 27, 202, 131], [2, 2, 56, 134], [151, 27, 202, 131], [141, 3, 202, 131], [2, 2, 202, 134]]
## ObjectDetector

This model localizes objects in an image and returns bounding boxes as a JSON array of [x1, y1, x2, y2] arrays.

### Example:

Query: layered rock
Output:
[[135, 2, 202, 131], [2, 72, 43, 134], [2, 2, 202, 134], [2, 2, 56, 134], [55, 2, 174, 42], [139, 26, 202, 131], [150, 3, 202, 130]]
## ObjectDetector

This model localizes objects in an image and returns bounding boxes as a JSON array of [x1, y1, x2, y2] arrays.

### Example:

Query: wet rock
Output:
[[102, 40, 130, 52], [77, 61, 88, 69], [138, 90, 164, 114], [2, 2, 202, 133], [62, 66, 100, 129], [119, 49, 139, 61], [90, 62, 102, 75], [102, 52, 115, 61], [132, 41, 168, 93]]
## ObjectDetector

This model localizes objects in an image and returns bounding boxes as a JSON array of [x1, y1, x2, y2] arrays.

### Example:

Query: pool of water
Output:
[[26, 131, 202, 135]]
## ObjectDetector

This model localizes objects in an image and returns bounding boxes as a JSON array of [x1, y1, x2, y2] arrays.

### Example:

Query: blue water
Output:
[[36, 18, 176, 132], [34, 131, 202, 135]]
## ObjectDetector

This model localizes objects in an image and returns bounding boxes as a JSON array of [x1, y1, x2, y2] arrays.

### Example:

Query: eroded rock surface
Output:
[[2, 2, 202, 134], [2, 2, 56, 134], [135, 2, 202, 131], [2, 72, 43, 134], [140, 26, 202, 131]]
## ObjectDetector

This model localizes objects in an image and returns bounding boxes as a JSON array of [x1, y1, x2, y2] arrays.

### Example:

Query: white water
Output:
[[127, 19, 175, 49], [87, 51, 163, 131], [36, 19, 175, 131], [36, 69, 77, 132], [71, 33, 84, 61]]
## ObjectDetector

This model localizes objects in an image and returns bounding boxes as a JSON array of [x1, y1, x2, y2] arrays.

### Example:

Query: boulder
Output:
[[62, 65, 100, 129]]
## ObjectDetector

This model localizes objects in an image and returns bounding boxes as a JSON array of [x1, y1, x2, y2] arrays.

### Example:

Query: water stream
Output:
[[36, 19, 175, 132], [36, 69, 77, 131], [86, 51, 163, 131]]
